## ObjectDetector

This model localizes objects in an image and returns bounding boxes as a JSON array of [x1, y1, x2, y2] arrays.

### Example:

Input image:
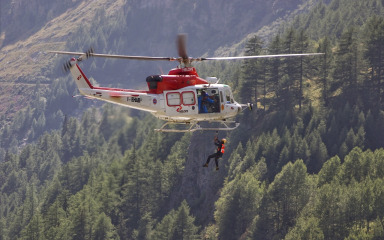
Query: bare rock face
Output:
[[167, 131, 228, 224]]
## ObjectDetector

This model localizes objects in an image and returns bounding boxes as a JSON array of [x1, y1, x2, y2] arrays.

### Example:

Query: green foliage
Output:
[[250, 160, 313, 239], [284, 148, 384, 240], [364, 16, 384, 105], [284, 216, 324, 240], [215, 166, 265, 240], [239, 35, 265, 105], [317, 155, 341, 186], [4, 0, 384, 239], [291, 0, 384, 41], [152, 200, 199, 240]]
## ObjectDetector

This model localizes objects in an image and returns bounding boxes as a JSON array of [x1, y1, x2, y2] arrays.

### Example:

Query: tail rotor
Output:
[[85, 47, 94, 59], [60, 47, 94, 73], [62, 59, 72, 73]]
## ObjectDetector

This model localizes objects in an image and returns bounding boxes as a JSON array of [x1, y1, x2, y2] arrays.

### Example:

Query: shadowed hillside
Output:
[[2, 0, 384, 239]]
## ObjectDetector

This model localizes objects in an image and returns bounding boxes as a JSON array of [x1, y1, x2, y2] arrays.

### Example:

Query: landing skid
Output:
[[155, 121, 240, 132]]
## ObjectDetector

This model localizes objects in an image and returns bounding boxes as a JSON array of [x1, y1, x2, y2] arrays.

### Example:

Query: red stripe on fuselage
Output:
[[93, 86, 148, 93]]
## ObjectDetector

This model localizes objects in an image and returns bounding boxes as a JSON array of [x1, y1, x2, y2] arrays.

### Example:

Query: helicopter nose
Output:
[[231, 103, 242, 114]]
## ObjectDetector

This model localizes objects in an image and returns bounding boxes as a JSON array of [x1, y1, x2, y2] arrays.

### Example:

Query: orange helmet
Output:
[[222, 138, 227, 144]]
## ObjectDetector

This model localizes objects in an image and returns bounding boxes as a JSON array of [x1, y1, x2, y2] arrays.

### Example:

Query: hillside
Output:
[[0, 0, 311, 118], [0, 0, 126, 119], [2, 0, 384, 239]]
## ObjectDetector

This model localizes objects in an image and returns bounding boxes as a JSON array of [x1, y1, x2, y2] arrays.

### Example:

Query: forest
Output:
[[1, 0, 384, 239]]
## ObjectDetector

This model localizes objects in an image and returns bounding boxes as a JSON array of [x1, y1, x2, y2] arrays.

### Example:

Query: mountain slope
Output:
[[0, 0, 310, 118], [5, 0, 384, 239], [0, 0, 125, 118]]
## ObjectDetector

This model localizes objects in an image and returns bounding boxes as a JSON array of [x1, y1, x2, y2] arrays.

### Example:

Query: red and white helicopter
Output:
[[51, 35, 323, 132]]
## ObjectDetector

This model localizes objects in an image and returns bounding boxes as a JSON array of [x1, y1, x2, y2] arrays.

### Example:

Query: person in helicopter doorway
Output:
[[198, 90, 214, 113], [203, 136, 226, 170]]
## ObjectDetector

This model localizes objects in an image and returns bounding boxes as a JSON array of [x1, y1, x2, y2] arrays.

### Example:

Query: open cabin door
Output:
[[196, 88, 221, 114]]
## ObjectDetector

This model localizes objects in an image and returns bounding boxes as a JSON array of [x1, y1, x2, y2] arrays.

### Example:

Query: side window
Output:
[[167, 92, 181, 106], [182, 92, 195, 105], [220, 91, 224, 103], [225, 89, 231, 102]]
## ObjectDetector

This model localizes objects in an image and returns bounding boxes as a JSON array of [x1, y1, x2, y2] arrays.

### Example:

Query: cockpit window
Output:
[[223, 87, 234, 103]]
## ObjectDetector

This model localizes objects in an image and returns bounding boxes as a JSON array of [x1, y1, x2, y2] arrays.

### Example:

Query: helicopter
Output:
[[50, 35, 323, 132]]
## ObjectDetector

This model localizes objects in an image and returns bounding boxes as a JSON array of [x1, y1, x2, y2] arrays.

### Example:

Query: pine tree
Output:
[[364, 16, 384, 106], [152, 209, 175, 239], [267, 35, 283, 109], [227, 143, 244, 181], [240, 35, 265, 107], [21, 213, 43, 240], [285, 216, 324, 240], [93, 213, 114, 240], [340, 147, 363, 184], [296, 30, 309, 110], [315, 183, 346, 239], [215, 167, 264, 240], [251, 160, 312, 239], [99, 107, 113, 141], [69, 186, 99, 240], [120, 147, 143, 233], [171, 201, 199, 240], [282, 28, 300, 110], [152, 201, 199, 240], [0, 218, 6, 240], [317, 37, 333, 106], [332, 27, 361, 103], [318, 156, 341, 186]]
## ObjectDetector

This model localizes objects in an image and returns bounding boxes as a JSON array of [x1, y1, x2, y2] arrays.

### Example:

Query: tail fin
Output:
[[68, 58, 94, 93]]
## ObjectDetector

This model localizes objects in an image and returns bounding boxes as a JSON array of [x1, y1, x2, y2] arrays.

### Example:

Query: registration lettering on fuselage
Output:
[[128, 97, 141, 103]]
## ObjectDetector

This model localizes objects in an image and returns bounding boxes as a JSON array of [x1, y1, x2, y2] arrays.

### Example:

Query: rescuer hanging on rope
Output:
[[203, 136, 226, 171]]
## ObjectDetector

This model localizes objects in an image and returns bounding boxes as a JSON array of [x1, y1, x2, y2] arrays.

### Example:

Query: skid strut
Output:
[[154, 121, 240, 132]]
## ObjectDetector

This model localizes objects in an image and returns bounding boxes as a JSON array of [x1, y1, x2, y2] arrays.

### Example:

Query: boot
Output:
[[203, 163, 208, 167], [216, 167, 219, 171]]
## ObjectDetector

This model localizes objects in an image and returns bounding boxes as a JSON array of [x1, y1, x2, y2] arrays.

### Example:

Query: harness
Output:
[[218, 143, 225, 154]]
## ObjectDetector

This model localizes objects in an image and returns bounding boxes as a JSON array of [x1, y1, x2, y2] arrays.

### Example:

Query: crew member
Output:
[[198, 90, 214, 113], [203, 136, 226, 170]]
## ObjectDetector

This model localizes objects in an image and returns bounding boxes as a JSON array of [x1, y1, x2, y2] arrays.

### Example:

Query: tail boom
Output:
[[68, 59, 94, 94], [69, 60, 162, 113]]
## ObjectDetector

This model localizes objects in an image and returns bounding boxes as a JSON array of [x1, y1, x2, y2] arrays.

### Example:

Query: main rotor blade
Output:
[[49, 50, 324, 64], [199, 53, 324, 61], [177, 34, 188, 60], [91, 53, 177, 61], [49, 51, 178, 61]]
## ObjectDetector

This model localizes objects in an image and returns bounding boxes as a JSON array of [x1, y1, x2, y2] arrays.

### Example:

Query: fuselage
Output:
[[70, 60, 242, 122], [79, 84, 242, 122]]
